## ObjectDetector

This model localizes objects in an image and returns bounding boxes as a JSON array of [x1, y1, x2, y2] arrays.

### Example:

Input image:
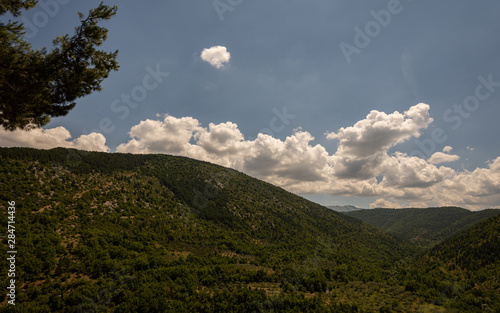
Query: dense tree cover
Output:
[[0, 1, 119, 130], [0, 147, 498, 312], [345, 207, 500, 249], [403, 214, 500, 312]]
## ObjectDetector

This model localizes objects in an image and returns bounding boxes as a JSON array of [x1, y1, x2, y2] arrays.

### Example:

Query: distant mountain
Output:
[[406, 213, 500, 312], [0, 147, 420, 312], [344, 207, 500, 248], [326, 205, 363, 213]]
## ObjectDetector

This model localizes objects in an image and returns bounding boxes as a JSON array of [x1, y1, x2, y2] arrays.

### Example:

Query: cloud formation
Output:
[[0, 127, 109, 152], [3, 103, 499, 210], [200, 46, 231, 69], [370, 198, 403, 209], [428, 146, 460, 164], [116, 116, 205, 156], [114, 103, 499, 210], [327, 103, 433, 179], [115, 115, 331, 186], [326, 103, 432, 158]]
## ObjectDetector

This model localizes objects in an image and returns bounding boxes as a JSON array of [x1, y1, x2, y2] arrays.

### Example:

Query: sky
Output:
[[1, 0, 500, 210]]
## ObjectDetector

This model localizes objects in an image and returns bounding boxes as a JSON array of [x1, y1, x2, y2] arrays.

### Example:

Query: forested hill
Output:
[[0, 147, 421, 312], [1, 147, 499, 312], [405, 213, 500, 312], [344, 207, 500, 248]]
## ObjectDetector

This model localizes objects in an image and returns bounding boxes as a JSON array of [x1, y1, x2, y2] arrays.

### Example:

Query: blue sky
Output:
[[2, 0, 500, 209]]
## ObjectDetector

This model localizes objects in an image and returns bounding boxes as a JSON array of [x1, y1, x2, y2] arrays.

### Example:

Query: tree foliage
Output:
[[0, 1, 119, 130]]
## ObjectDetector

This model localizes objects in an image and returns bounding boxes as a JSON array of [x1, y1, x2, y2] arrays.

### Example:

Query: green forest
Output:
[[344, 207, 500, 249], [0, 147, 499, 312]]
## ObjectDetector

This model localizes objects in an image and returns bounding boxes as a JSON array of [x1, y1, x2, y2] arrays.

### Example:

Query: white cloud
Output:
[[436, 156, 500, 207], [327, 103, 433, 158], [407, 201, 429, 208], [111, 105, 500, 210], [117, 115, 332, 185], [243, 131, 333, 185], [114, 104, 500, 210], [428, 146, 459, 164], [328, 103, 433, 179], [0, 127, 109, 152], [369, 198, 402, 209], [115, 115, 208, 163], [198, 122, 247, 156], [4, 103, 499, 210], [428, 151, 460, 164], [380, 152, 455, 188], [200, 46, 231, 69], [443, 146, 453, 153]]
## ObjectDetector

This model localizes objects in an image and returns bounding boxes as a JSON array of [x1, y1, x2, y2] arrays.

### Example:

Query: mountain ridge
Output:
[[344, 207, 500, 249]]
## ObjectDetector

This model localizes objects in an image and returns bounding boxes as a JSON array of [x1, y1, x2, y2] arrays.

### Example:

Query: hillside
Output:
[[344, 207, 500, 248], [0, 147, 426, 312], [405, 213, 500, 312], [1, 147, 500, 312]]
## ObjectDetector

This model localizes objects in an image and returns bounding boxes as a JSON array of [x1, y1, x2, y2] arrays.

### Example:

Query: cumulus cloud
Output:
[[436, 156, 500, 208], [4, 103, 499, 210], [117, 115, 332, 185], [427, 146, 460, 164], [443, 146, 453, 153], [0, 127, 109, 152], [428, 152, 460, 164], [244, 131, 333, 185], [380, 152, 455, 188], [116, 116, 205, 156], [200, 46, 231, 69], [326, 103, 432, 158], [114, 103, 500, 209], [327, 103, 433, 179], [369, 198, 402, 209], [198, 122, 248, 156]]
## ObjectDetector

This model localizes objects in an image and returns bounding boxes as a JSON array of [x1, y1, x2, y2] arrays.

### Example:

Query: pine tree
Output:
[[0, 1, 119, 130]]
